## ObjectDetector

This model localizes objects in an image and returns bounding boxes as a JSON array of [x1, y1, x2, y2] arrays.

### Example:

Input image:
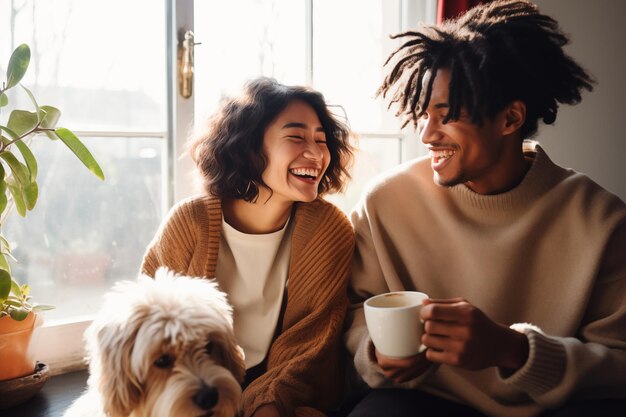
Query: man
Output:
[[344, 1, 626, 416]]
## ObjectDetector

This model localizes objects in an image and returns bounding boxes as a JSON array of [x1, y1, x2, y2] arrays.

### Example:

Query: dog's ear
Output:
[[231, 344, 246, 383], [86, 314, 144, 417], [214, 332, 246, 383]]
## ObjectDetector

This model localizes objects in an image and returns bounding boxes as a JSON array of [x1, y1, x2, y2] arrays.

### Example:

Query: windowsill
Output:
[[1, 370, 88, 417], [33, 319, 91, 376]]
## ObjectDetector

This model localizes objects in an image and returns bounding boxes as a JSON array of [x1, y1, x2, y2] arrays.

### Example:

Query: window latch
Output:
[[178, 30, 200, 99]]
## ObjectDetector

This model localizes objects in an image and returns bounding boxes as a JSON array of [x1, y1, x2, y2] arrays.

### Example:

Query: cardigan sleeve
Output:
[[241, 203, 355, 417], [140, 199, 198, 277]]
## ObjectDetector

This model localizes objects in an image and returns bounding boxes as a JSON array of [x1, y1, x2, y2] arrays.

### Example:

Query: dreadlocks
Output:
[[378, 0, 594, 138]]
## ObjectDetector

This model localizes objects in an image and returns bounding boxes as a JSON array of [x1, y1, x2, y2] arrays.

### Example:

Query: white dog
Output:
[[64, 267, 245, 417]]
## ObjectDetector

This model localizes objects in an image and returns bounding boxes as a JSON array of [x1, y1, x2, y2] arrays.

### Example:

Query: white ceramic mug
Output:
[[364, 291, 429, 358]]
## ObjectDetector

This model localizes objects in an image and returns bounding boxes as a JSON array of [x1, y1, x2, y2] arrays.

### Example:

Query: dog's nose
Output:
[[193, 385, 219, 410]]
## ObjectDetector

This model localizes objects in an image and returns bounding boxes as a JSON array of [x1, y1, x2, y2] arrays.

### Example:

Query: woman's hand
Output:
[[374, 349, 432, 383]]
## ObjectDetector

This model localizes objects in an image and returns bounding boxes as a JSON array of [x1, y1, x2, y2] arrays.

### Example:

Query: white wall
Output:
[[532, 0, 626, 202]]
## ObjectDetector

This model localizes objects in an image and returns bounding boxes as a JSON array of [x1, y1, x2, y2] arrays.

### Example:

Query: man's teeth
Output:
[[430, 149, 455, 162], [290, 168, 319, 178]]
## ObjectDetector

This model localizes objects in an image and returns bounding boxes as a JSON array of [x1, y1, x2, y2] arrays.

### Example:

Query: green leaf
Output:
[[21, 284, 30, 297], [10, 278, 21, 297], [8, 181, 26, 217], [0, 152, 30, 185], [9, 307, 29, 321], [6, 44, 30, 90], [4, 299, 23, 308], [0, 93, 7, 107], [0, 163, 6, 217], [0, 269, 10, 301], [0, 125, 20, 141], [55, 128, 105, 180], [0, 234, 14, 261], [0, 192, 7, 222], [0, 253, 10, 274], [40, 106, 61, 128], [23, 181, 38, 210], [20, 85, 45, 122], [1, 131, 38, 183], [0, 235, 9, 252], [0, 249, 17, 263], [6, 109, 38, 137], [14, 139, 37, 182], [32, 304, 55, 312], [40, 105, 62, 140]]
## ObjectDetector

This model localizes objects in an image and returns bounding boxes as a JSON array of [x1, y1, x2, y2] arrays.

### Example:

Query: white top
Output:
[[215, 217, 293, 368]]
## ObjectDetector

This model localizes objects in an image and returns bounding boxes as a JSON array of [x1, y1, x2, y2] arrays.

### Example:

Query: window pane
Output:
[[3, 137, 163, 321], [193, 0, 306, 123], [325, 136, 402, 213], [313, 1, 405, 213], [0, 0, 166, 132], [312, 0, 401, 133]]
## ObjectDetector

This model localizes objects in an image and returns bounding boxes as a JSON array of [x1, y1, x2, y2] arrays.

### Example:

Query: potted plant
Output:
[[0, 269, 52, 381], [0, 42, 104, 396]]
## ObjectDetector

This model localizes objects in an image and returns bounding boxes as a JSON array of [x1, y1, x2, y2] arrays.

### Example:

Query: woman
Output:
[[141, 77, 355, 417]]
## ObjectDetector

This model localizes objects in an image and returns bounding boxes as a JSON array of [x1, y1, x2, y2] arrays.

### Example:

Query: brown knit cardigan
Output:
[[140, 195, 355, 417]]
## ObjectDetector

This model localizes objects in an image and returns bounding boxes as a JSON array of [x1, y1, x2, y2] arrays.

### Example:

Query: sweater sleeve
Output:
[[345, 203, 390, 388], [500, 220, 626, 406], [241, 205, 354, 417], [140, 200, 197, 277], [345, 199, 436, 389]]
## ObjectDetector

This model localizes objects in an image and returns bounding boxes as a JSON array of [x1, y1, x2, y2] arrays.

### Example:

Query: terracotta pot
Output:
[[0, 312, 42, 381]]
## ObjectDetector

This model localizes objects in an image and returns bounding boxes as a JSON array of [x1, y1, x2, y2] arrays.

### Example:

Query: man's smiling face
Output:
[[417, 68, 517, 195]]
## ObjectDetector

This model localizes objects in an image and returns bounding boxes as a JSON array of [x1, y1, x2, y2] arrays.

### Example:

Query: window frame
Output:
[[31, 0, 175, 374], [34, 0, 436, 375]]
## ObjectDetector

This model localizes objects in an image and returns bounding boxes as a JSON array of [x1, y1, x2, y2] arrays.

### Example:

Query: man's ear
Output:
[[501, 100, 526, 136]]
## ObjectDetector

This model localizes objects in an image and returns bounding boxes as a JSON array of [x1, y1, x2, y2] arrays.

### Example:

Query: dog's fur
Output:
[[64, 267, 245, 417]]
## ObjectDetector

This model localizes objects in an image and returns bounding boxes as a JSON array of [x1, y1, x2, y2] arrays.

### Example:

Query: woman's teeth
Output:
[[290, 168, 319, 179]]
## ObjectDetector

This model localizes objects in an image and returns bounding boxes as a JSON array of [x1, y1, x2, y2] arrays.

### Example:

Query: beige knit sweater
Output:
[[141, 195, 354, 417], [345, 143, 626, 417]]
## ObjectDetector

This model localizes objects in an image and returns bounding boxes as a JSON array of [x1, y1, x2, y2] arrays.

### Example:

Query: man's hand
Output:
[[420, 298, 529, 371], [374, 348, 432, 383]]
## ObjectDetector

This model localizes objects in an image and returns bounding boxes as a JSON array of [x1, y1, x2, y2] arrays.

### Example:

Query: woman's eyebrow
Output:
[[282, 122, 325, 132]]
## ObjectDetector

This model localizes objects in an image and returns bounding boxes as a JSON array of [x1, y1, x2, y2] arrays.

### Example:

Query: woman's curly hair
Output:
[[378, 0, 594, 138], [189, 77, 353, 202]]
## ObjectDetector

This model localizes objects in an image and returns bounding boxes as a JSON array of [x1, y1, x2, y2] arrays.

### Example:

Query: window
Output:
[[194, 0, 307, 121], [191, 0, 435, 212], [1, 0, 435, 373], [312, 0, 406, 212], [1, 0, 167, 372]]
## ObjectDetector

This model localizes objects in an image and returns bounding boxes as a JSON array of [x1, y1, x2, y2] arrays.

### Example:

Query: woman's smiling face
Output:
[[260, 99, 331, 205]]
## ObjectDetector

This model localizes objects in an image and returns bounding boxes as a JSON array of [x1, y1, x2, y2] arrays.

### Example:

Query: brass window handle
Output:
[[178, 31, 200, 99]]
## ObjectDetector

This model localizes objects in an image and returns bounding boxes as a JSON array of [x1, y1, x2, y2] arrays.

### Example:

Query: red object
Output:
[[437, 0, 490, 23]]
